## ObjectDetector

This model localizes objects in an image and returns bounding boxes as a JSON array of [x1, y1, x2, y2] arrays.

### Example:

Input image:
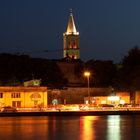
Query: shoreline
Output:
[[1, 110, 140, 117]]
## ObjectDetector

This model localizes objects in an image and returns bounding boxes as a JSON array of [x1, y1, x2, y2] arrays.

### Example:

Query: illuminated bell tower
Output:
[[63, 10, 80, 59]]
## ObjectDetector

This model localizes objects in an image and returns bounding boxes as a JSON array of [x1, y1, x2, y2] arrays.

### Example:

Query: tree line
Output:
[[0, 46, 140, 94], [0, 54, 66, 88]]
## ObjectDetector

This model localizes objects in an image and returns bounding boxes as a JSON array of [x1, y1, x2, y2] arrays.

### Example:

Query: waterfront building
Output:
[[48, 87, 131, 105], [63, 10, 80, 59], [0, 87, 47, 108], [84, 91, 130, 105]]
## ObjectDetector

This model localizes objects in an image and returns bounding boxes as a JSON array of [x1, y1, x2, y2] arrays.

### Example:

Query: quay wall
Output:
[[1, 110, 140, 117]]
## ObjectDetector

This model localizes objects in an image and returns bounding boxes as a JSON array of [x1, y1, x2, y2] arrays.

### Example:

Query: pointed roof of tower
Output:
[[66, 10, 78, 34]]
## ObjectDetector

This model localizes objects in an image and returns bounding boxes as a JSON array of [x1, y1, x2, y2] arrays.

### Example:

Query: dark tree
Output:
[[0, 54, 32, 85], [0, 54, 66, 87], [85, 60, 116, 87], [114, 46, 140, 103]]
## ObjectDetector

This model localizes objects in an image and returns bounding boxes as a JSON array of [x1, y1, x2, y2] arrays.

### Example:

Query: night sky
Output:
[[0, 0, 140, 63]]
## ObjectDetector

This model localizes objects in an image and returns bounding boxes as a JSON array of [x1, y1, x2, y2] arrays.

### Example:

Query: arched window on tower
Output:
[[68, 42, 72, 49], [73, 42, 77, 49]]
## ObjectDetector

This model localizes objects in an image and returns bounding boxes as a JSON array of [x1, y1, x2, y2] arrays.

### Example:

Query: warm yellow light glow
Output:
[[80, 116, 98, 140], [65, 32, 79, 35], [85, 100, 89, 104], [120, 100, 125, 104], [101, 100, 106, 104], [108, 96, 120, 101], [84, 72, 90, 77]]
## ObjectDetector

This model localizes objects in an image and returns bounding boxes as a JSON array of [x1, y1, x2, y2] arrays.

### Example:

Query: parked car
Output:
[[99, 104, 114, 107], [117, 103, 132, 107], [1, 106, 17, 112]]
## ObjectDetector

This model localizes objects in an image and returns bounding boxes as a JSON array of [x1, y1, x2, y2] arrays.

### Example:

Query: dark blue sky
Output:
[[0, 0, 140, 62]]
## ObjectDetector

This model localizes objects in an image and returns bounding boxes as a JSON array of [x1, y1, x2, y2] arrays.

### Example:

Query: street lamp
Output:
[[84, 71, 91, 104]]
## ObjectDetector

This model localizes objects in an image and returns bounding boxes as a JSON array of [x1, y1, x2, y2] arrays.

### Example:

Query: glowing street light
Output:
[[84, 71, 91, 104]]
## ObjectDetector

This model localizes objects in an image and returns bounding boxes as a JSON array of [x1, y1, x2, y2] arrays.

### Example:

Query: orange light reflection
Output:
[[80, 116, 99, 140]]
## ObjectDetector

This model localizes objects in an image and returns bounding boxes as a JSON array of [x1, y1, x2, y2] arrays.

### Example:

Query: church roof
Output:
[[66, 11, 78, 35]]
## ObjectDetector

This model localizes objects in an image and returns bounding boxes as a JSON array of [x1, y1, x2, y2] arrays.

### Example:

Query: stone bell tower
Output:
[[63, 10, 80, 59]]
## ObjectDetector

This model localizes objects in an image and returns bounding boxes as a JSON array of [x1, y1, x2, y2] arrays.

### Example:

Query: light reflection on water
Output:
[[79, 116, 99, 140], [0, 115, 140, 140], [107, 115, 121, 140]]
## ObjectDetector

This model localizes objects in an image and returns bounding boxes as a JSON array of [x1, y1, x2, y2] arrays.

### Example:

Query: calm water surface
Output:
[[0, 115, 140, 140]]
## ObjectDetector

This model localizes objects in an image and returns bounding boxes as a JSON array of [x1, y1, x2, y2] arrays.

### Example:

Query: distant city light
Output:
[[108, 96, 120, 101], [120, 100, 125, 104], [101, 100, 106, 104]]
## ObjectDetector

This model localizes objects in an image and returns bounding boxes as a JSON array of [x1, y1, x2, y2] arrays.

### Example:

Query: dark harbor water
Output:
[[0, 115, 140, 140]]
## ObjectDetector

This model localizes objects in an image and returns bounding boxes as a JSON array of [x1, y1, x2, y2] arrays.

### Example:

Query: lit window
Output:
[[11, 93, 21, 98]]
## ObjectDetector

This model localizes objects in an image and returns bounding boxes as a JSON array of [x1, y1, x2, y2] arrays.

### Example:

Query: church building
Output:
[[56, 10, 83, 87], [63, 10, 80, 59]]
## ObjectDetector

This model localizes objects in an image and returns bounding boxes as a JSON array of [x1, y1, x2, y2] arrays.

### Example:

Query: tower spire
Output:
[[63, 10, 80, 59], [66, 9, 78, 34]]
